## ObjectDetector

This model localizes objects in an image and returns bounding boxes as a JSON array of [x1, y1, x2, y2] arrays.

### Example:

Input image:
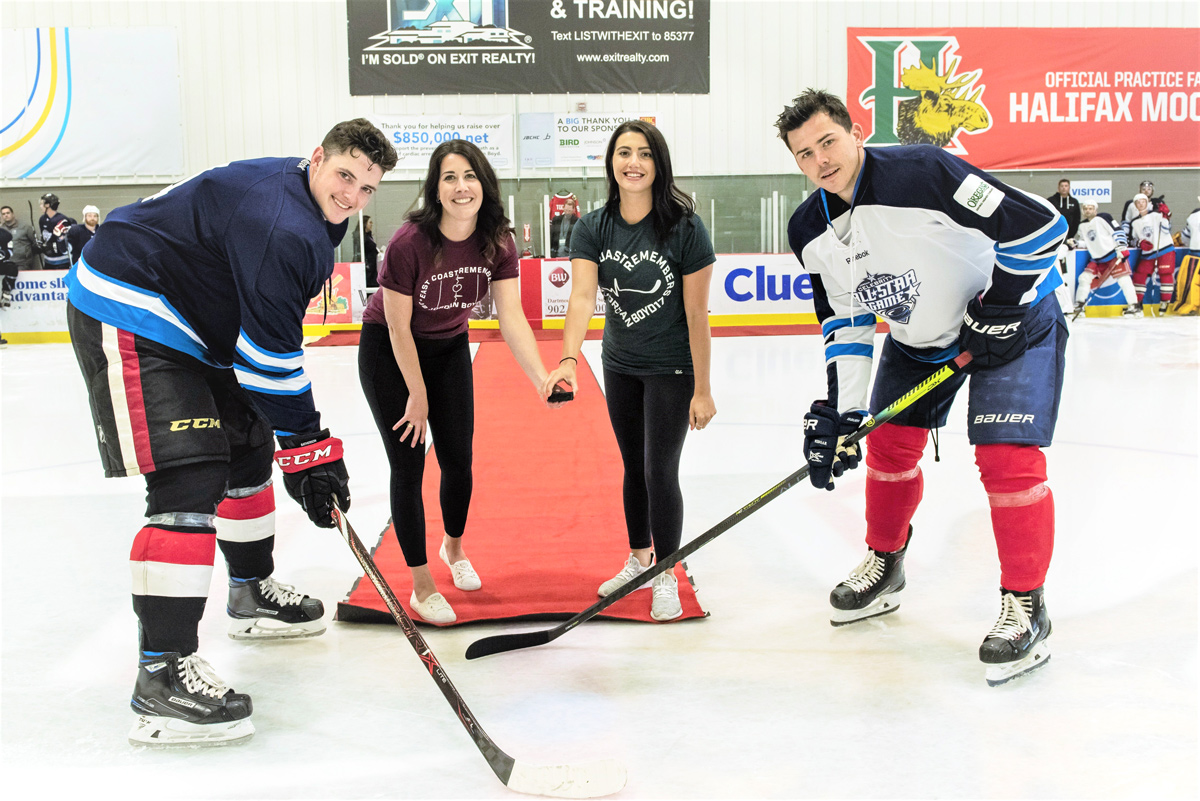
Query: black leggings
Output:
[[359, 323, 474, 567], [603, 368, 693, 559]]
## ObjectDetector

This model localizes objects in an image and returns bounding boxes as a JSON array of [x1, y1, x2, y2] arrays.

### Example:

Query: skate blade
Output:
[[985, 641, 1051, 686], [227, 617, 326, 641], [830, 592, 901, 627], [129, 715, 254, 747]]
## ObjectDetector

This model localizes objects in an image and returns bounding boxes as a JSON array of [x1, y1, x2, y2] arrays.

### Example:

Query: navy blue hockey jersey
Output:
[[66, 157, 347, 436], [788, 145, 1067, 413]]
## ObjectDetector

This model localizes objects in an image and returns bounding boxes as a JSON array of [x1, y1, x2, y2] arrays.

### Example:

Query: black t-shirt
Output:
[[570, 207, 714, 375]]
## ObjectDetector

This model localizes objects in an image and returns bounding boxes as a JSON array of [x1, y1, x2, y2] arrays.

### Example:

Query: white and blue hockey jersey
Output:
[[65, 157, 347, 436], [788, 145, 1066, 413], [1077, 213, 1127, 263]]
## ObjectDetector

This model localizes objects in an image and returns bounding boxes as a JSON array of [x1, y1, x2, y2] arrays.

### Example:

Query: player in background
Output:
[[67, 205, 102, 265], [1073, 202, 1139, 317], [65, 119, 397, 746], [37, 193, 73, 268], [1126, 193, 1176, 314], [777, 89, 1067, 686]]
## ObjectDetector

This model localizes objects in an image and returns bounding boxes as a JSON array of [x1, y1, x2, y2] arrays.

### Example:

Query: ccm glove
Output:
[[274, 429, 350, 528], [803, 401, 866, 491], [957, 295, 1029, 371]]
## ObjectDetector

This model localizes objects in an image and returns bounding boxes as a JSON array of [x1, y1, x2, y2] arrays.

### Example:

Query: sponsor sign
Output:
[[0, 269, 68, 334], [375, 114, 514, 169], [347, 0, 710, 95], [541, 258, 606, 318], [709, 253, 816, 320], [848, 28, 1200, 169], [1070, 181, 1112, 205], [304, 263, 354, 325]]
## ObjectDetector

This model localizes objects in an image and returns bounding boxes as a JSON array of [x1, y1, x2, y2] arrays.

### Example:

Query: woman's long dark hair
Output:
[[406, 139, 513, 266], [603, 120, 694, 243]]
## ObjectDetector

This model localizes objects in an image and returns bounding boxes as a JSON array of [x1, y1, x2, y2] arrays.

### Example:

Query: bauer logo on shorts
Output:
[[953, 174, 1004, 217], [853, 269, 921, 324]]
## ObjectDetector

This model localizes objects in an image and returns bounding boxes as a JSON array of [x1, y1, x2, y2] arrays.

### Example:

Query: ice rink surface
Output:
[[2, 316, 1196, 800]]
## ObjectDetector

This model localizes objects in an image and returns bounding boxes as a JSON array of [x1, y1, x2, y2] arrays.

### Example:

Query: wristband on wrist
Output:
[[560, 356, 577, 365]]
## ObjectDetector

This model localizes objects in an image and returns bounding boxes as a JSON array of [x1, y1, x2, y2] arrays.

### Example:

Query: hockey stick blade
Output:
[[465, 351, 973, 661], [331, 506, 626, 798]]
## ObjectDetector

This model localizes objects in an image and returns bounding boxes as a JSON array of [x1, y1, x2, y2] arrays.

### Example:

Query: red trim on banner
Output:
[[117, 329, 157, 474], [848, 28, 1200, 170]]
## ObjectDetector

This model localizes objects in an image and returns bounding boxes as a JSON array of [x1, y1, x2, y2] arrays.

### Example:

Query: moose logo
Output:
[[857, 37, 991, 155]]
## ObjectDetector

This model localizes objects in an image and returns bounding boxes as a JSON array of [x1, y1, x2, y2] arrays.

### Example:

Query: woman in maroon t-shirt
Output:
[[358, 140, 559, 624]]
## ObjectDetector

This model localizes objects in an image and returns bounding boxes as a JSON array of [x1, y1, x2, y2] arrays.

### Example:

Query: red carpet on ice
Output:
[[337, 340, 706, 627]]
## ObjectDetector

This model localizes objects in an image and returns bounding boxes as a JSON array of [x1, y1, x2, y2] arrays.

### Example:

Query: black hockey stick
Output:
[[465, 351, 974, 661], [331, 506, 626, 799]]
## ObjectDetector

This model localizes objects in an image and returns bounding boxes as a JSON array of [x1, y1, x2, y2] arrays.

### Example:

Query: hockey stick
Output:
[[466, 351, 974, 661], [331, 506, 626, 799], [1070, 255, 1124, 320]]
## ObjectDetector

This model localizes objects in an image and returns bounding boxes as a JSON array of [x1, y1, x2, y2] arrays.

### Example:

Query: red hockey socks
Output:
[[216, 484, 277, 580], [975, 444, 1054, 591], [864, 423, 928, 552]]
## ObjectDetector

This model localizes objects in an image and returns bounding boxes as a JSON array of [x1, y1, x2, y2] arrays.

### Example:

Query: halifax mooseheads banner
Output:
[[348, 0, 710, 95], [848, 28, 1200, 170]]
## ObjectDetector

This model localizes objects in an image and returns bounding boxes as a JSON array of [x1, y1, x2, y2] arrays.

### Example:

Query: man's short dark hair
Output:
[[321, 118, 398, 173], [1058, 178, 1070, 185], [0, 205, 12, 214], [775, 89, 853, 146]]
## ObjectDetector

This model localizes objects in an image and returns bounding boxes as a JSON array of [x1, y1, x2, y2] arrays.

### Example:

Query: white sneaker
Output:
[[598, 554, 652, 597], [650, 571, 682, 622], [439, 542, 481, 591], [409, 591, 456, 624]]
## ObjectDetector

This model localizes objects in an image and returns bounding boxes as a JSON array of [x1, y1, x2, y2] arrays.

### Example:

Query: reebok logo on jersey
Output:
[[954, 174, 1004, 217]]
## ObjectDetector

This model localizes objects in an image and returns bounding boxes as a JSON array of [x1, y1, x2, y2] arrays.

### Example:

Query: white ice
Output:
[[2, 317, 1196, 799]]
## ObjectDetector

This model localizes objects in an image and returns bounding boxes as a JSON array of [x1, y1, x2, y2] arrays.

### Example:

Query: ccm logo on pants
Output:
[[974, 413, 1035, 424], [169, 418, 222, 431]]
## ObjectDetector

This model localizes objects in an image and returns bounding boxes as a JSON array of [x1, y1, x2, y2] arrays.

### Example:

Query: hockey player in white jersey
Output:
[[1127, 194, 1176, 313], [1074, 202, 1139, 317], [777, 90, 1066, 686]]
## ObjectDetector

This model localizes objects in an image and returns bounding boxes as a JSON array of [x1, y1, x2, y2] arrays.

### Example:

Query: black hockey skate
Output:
[[227, 575, 325, 640], [129, 652, 254, 746], [829, 527, 911, 626], [979, 586, 1052, 686]]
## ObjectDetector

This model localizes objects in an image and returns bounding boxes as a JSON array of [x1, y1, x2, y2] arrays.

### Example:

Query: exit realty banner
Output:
[[347, 0, 710, 95], [847, 28, 1200, 170]]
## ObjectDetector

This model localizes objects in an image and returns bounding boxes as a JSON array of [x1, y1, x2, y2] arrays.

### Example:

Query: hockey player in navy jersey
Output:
[[776, 90, 1067, 686], [65, 118, 397, 745]]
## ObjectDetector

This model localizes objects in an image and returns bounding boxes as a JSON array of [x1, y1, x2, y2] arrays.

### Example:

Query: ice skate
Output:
[[979, 586, 1052, 686], [829, 528, 911, 626], [227, 575, 325, 640], [129, 652, 254, 747], [1121, 304, 1142, 318], [598, 553, 653, 597]]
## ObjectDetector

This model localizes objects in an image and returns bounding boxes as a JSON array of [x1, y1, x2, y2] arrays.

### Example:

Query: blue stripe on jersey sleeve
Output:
[[235, 329, 305, 374], [234, 366, 312, 396], [998, 215, 1067, 257], [825, 342, 874, 360], [996, 251, 1057, 273], [821, 313, 876, 338]]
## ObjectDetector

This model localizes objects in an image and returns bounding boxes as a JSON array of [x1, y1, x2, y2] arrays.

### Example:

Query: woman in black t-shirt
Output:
[[543, 120, 716, 622]]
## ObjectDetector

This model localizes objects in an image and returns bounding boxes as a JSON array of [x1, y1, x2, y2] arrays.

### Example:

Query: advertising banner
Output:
[[541, 258, 606, 319], [304, 263, 355, 325], [375, 114, 514, 170], [709, 253, 816, 322], [0, 269, 69, 339], [1, 28, 183, 179], [848, 28, 1200, 170], [347, 0, 710, 96]]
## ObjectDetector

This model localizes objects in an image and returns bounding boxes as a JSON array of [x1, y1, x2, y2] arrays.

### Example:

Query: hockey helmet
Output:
[[40, 192, 60, 210]]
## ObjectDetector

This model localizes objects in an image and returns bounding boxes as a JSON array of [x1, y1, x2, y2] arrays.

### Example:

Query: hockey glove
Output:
[[803, 401, 866, 491], [957, 295, 1029, 371], [274, 429, 350, 528]]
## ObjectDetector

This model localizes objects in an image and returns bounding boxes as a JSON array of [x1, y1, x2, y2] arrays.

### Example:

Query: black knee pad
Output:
[[145, 460, 229, 517]]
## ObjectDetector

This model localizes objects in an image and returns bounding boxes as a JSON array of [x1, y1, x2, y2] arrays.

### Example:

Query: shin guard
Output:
[[976, 444, 1054, 591], [216, 483, 276, 580], [864, 424, 928, 553]]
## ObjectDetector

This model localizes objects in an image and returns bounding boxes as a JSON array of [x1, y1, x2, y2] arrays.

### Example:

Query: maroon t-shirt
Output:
[[362, 223, 519, 338]]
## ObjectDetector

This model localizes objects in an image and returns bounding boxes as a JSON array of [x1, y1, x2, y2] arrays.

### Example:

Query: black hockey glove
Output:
[[957, 295, 1029, 371], [274, 429, 350, 528], [803, 401, 866, 491]]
